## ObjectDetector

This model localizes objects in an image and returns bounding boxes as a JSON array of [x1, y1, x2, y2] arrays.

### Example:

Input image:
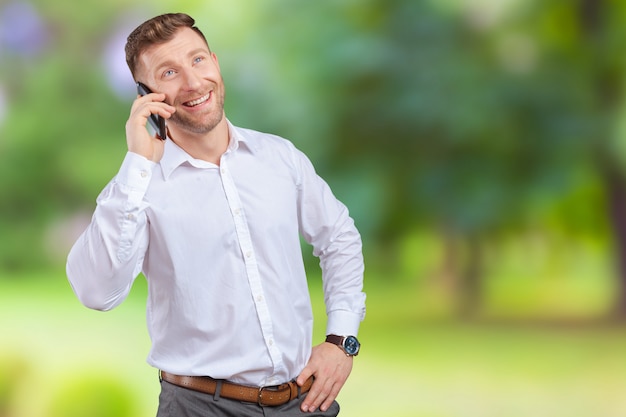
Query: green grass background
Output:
[[3, 271, 626, 417]]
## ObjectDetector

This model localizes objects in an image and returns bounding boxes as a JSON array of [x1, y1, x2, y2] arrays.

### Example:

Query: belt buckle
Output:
[[257, 385, 285, 407], [257, 386, 270, 406]]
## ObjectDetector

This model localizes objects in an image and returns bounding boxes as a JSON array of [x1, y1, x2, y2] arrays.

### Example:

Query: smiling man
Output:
[[66, 13, 365, 417]]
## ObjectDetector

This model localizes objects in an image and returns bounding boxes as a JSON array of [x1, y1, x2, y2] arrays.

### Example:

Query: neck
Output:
[[168, 116, 229, 165]]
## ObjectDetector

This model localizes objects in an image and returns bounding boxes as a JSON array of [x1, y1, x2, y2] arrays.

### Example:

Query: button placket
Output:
[[218, 158, 286, 375]]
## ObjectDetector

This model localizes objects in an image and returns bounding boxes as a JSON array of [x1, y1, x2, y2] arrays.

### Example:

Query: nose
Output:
[[181, 68, 202, 91]]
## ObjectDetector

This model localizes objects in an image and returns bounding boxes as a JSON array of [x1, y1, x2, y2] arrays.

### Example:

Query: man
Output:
[[66, 13, 365, 417]]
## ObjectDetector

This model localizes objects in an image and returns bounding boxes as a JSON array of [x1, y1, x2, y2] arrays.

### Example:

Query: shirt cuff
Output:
[[116, 152, 156, 191], [326, 310, 363, 337]]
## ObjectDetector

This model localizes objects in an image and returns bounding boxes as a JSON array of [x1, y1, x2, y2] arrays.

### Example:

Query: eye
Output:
[[193, 56, 205, 64], [163, 69, 176, 78]]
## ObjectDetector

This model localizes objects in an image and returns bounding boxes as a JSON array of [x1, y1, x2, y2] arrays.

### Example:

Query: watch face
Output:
[[343, 336, 360, 355]]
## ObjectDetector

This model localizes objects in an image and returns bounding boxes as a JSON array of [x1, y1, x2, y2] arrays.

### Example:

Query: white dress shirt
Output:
[[66, 120, 366, 386]]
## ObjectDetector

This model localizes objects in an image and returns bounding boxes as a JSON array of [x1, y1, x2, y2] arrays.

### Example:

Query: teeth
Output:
[[185, 94, 210, 107]]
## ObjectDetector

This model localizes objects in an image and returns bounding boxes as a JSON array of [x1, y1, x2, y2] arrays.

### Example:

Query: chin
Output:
[[172, 112, 224, 135]]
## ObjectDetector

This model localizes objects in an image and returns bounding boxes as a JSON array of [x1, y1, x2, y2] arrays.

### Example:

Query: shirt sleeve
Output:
[[66, 152, 155, 311], [293, 147, 366, 337]]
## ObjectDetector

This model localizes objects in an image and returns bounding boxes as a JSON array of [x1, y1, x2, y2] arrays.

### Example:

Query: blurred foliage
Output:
[[0, 354, 29, 416], [8, 3, 626, 416], [48, 374, 136, 417], [1, 0, 626, 316]]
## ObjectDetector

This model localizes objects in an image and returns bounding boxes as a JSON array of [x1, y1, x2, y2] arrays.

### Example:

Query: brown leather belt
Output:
[[160, 371, 314, 407]]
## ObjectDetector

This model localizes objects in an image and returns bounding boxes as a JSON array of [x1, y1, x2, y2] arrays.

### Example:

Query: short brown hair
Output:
[[125, 13, 209, 79]]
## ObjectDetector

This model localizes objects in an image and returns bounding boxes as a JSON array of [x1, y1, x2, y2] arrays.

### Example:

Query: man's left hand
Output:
[[296, 341, 353, 413]]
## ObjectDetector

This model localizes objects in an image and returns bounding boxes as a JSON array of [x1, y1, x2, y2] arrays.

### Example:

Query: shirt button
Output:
[[140, 170, 148, 178], [234, 208, 241, 215], [127, 214, 134, 220], [245, 251, 252, 258]]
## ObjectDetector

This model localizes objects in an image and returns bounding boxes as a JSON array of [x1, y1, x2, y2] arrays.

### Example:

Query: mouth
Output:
[[182, 93, 211, 108]]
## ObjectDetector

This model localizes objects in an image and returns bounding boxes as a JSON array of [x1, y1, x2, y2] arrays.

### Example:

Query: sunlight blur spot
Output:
[[102, 14, 144, 100], [496, 33, 538, 74], [432, 0, 524, 31], [0, 1, 48, 57], [464, 0, 524, 30]]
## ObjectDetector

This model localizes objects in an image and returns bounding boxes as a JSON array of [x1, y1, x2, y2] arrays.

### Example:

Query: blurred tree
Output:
[[0, 0, 623, 322], [575, 0, 626, 319], [250, 0, 616, 317], [258, 1, 528, 308]]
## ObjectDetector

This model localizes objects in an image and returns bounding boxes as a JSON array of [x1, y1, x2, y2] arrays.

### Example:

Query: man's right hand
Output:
[[125, 93, 175, 162]]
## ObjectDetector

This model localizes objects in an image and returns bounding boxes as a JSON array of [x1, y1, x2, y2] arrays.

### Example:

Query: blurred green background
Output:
[[3, 0, 626, 416]]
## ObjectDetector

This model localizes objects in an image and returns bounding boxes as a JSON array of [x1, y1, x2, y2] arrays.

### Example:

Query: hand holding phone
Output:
[[136, 82, 167, 140]]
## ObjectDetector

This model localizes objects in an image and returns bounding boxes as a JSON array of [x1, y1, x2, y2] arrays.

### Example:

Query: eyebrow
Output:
[[154, 48, 210, 74]]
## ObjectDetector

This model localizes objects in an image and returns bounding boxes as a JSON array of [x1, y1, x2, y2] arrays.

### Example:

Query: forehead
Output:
[[136, 27, 209, 77]]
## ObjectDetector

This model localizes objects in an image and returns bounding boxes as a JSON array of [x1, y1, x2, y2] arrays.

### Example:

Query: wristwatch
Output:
[[325, 334, 360, 356]]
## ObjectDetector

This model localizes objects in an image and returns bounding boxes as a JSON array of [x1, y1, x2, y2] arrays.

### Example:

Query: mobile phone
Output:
[[136, 82, 167, 140]]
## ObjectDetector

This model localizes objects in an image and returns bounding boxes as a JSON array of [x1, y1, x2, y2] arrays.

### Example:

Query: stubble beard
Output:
[[170, 88, 226, 135]]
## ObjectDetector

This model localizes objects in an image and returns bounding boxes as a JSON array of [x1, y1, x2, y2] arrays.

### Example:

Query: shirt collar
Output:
[[159, 119, 257, 180], [228, 120, 259, 154]]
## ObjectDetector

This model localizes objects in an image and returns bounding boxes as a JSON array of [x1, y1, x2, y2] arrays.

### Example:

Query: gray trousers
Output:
[[156, 380, 341, 417]]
